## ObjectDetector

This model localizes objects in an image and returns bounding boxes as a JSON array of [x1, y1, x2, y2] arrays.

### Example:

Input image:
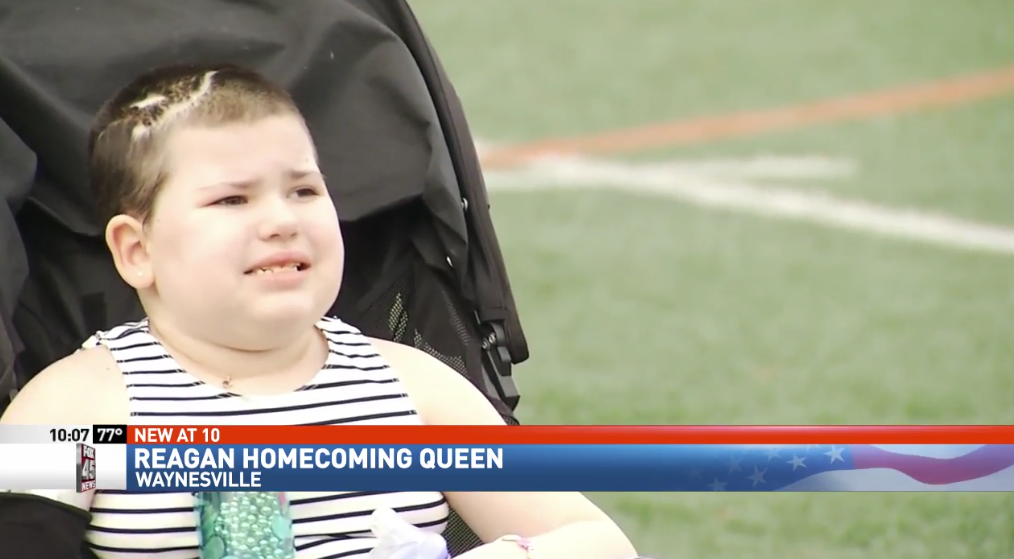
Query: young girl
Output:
[[0, 63, 636, 559]]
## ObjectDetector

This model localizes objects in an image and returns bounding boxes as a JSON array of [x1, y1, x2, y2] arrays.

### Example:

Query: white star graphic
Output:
[[728, 457, 742, 473], [787, 455, 806, 470], [765, 447, 780, 461], [825, 445, 844, 463], [708, 478, 726, 491], [748, 466, 766, 487]]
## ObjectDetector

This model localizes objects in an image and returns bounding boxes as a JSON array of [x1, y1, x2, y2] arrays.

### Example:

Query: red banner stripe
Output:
[[125, 425, 1014, 445]]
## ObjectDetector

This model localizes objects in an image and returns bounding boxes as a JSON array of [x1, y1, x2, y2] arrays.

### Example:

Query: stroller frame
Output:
[[0, 0, 529, 556]]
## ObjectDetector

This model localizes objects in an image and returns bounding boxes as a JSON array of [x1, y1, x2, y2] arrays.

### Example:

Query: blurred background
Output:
[[413, 1, 1014, 558]]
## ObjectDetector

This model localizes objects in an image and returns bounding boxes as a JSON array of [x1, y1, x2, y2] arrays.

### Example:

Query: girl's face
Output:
[[139, 114, 343, 349]]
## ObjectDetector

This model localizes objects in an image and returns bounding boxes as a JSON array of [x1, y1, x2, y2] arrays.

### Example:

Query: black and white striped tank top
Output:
[[82, 316, 449, 559]]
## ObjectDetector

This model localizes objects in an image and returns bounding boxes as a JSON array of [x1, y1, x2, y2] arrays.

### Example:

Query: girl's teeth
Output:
[[254, 264, 300, 274]]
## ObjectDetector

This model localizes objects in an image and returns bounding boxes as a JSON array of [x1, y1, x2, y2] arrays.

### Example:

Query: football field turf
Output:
[[413, 1, 1014, 557]]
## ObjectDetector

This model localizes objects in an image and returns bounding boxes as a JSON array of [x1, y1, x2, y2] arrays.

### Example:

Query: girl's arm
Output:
[[374, 340, 639, 559], [0, 347, 128, 559]]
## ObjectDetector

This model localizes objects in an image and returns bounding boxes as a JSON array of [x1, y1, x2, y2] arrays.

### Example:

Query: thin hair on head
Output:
[[88, 63, 302, 226]]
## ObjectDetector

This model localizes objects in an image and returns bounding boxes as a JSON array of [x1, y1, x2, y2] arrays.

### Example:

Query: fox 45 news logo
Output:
[[76, 443, 96, 492]]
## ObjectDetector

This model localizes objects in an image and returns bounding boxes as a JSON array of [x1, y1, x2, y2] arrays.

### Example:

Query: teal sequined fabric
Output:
[[195, 492, 296, 559]]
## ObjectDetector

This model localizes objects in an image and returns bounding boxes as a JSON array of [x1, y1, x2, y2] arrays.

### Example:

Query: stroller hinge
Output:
[[480, 321, 520, 411]]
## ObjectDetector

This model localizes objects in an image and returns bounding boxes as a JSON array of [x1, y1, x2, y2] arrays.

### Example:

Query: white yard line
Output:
[[482, 154, 1014, 256], [631, 155, 857, 181]]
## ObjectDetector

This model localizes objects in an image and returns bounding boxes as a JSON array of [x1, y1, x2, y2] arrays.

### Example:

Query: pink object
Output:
[[499, 535, 535, 559]]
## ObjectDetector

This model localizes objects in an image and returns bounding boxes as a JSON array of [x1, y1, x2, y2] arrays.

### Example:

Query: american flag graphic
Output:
[[683, 444, 1014, 491]]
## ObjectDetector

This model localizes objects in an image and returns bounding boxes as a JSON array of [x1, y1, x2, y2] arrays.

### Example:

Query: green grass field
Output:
[[413, 1, 1014, 558]]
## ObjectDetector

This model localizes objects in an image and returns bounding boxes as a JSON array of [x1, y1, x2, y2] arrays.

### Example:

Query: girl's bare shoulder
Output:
[[1, 346, 129, 425]]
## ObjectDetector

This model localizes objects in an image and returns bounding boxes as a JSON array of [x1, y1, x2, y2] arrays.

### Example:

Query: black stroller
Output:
[[0, 0, 529, 556]]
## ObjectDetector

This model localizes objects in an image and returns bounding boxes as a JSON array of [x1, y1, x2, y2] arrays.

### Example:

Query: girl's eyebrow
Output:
[[287, 169, 324, 181], [198, 179, 258, 191]]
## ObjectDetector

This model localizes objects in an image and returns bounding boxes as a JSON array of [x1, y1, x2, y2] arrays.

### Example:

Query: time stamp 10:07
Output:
[[30, 425, 130, 445], [43, 425, 208, 445]]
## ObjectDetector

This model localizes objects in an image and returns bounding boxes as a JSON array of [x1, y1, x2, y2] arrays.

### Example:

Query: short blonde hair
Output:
[[88, 63, 302, 226]]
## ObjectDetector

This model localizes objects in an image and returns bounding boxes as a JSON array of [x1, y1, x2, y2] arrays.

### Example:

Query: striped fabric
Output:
[[82, 317, 449, 559]]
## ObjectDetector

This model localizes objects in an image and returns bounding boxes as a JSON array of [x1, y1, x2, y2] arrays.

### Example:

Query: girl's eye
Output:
[[214, 195, 247, 206], [293, 186, 321, 198]]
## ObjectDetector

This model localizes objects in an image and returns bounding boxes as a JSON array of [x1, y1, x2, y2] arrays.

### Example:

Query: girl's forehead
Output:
[[162, 120, 316, 182]]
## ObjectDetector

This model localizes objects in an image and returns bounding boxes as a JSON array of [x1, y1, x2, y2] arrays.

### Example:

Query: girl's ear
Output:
[[106, 214, 154, 288]]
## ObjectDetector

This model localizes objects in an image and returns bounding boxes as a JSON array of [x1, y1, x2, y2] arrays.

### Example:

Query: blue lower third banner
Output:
[[126, 444, 1014, 492]]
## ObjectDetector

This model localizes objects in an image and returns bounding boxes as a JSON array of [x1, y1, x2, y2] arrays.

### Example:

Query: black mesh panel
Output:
[[332, 205, 515, 555]]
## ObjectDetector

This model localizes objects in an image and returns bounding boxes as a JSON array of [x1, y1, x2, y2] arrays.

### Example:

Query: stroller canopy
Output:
[[1, 0, 470, 235]]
